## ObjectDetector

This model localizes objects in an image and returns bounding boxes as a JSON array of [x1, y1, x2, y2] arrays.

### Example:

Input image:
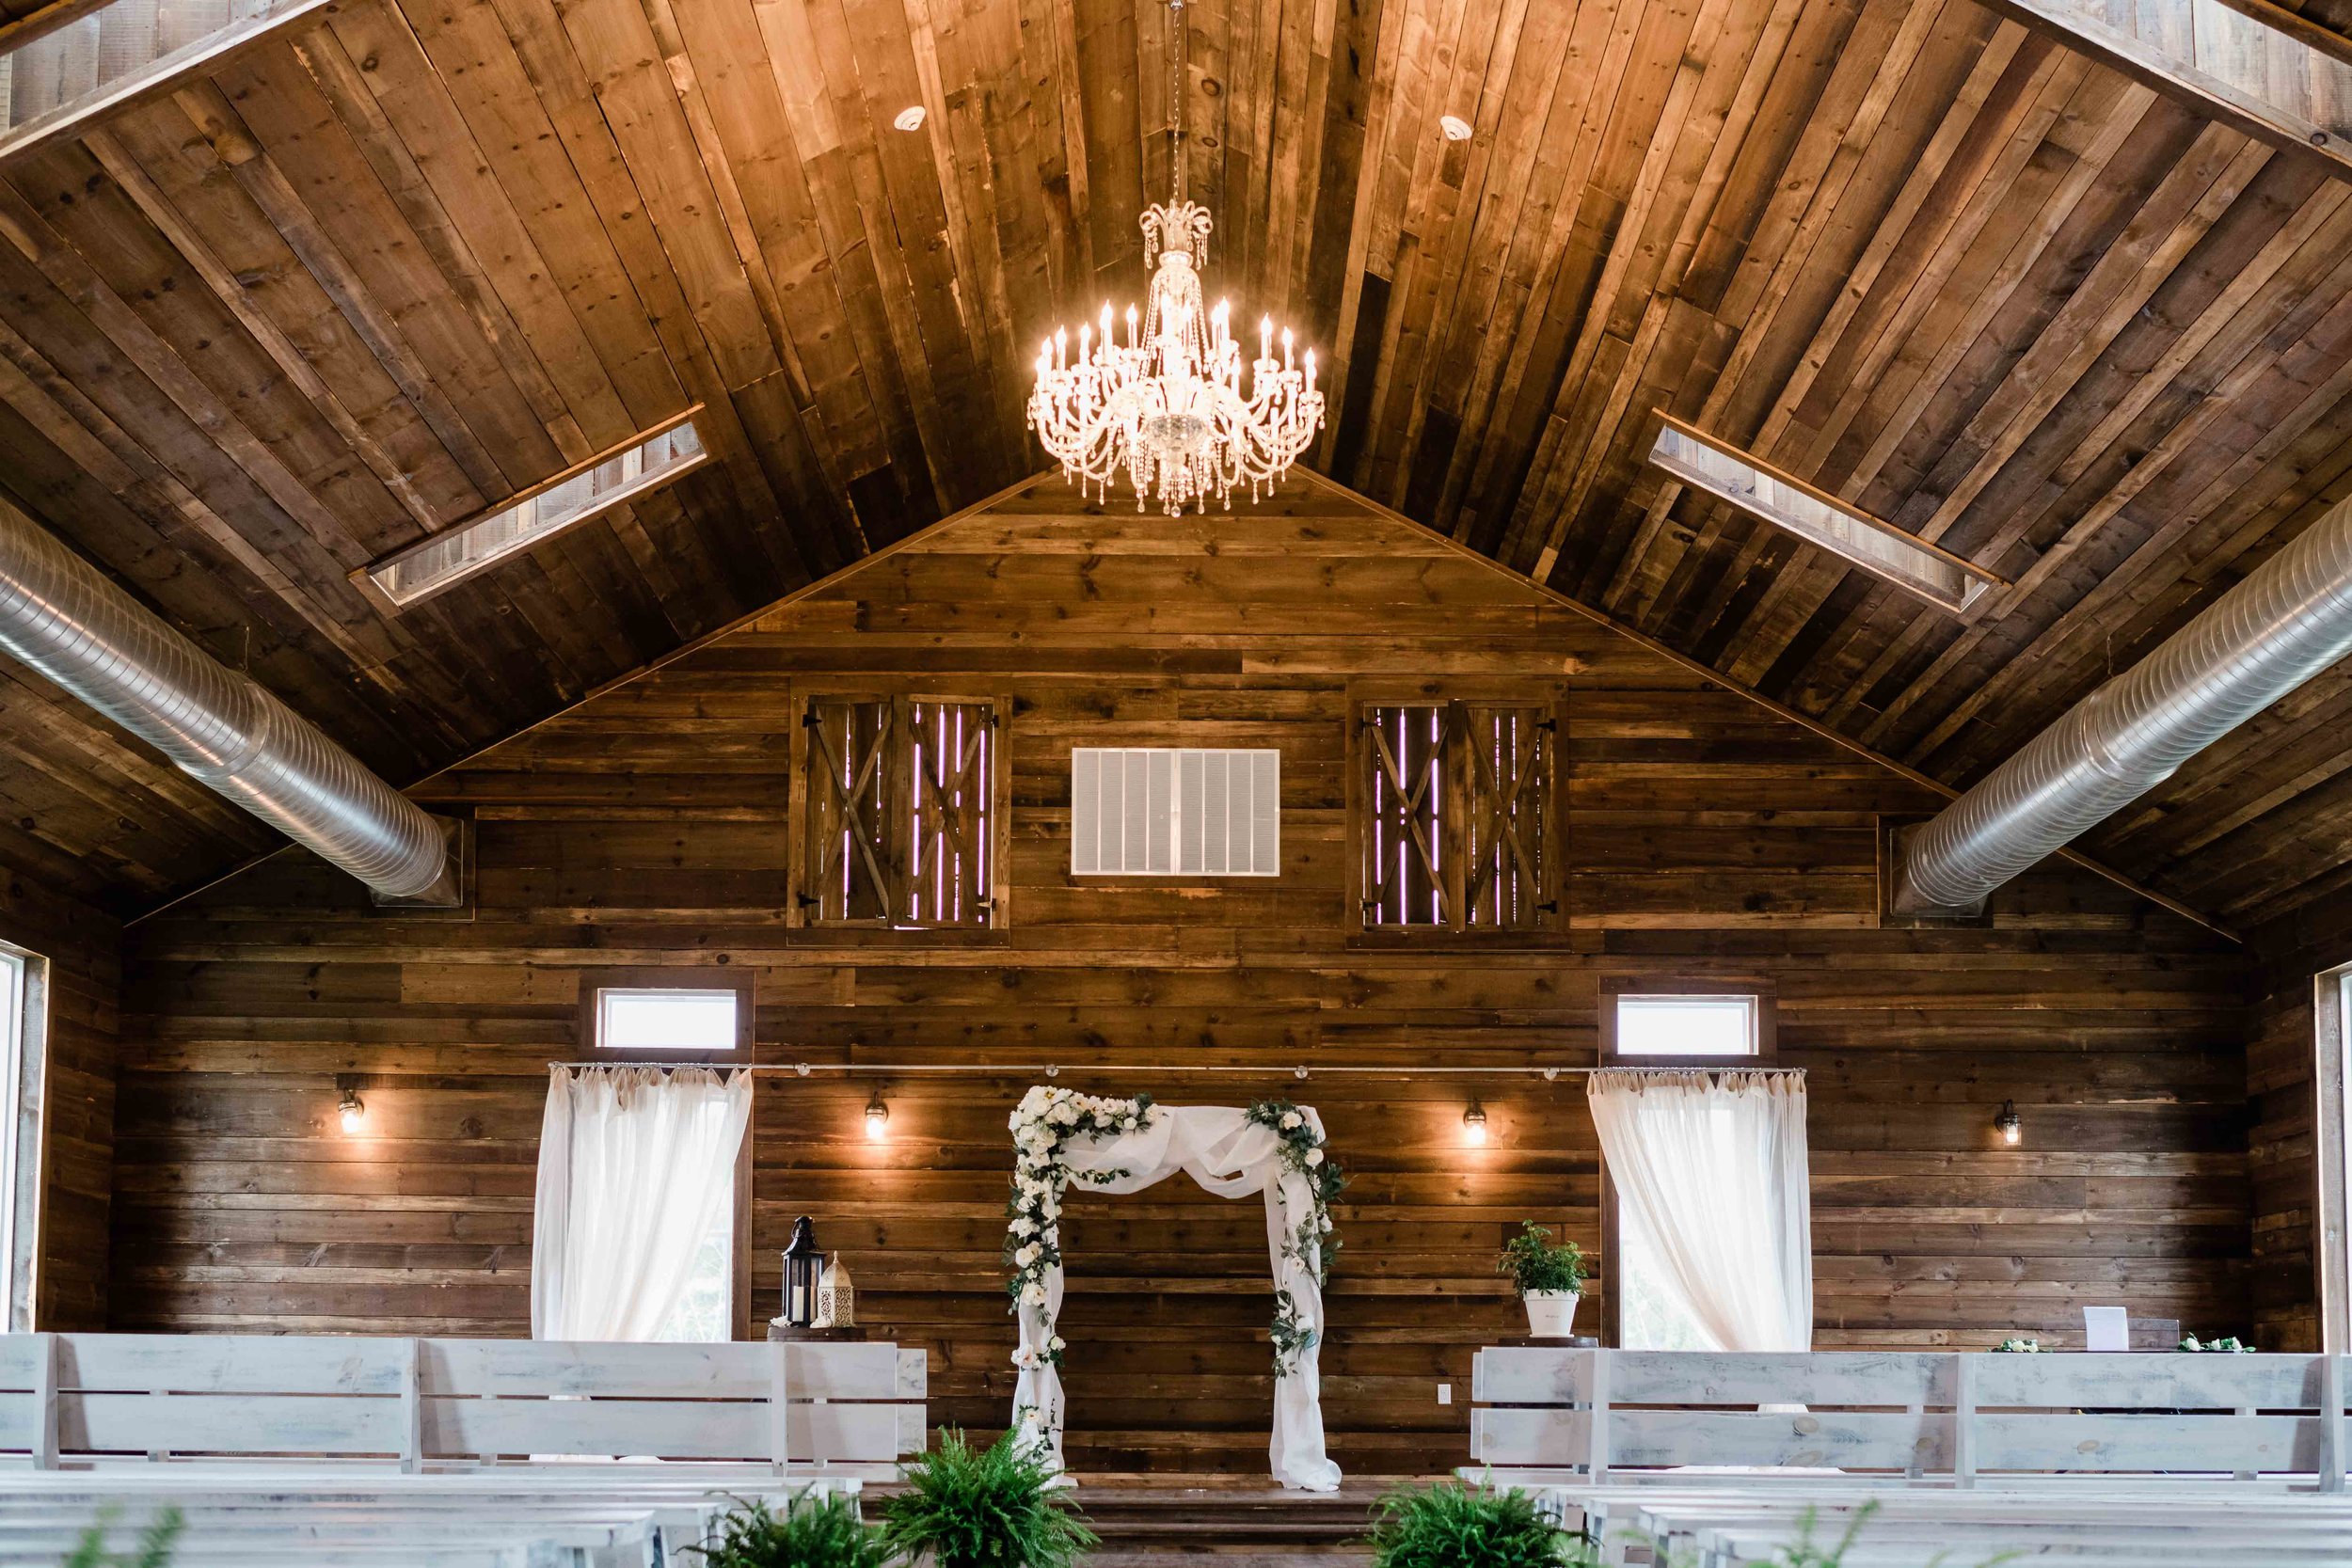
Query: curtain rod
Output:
[[552, 1061, 1806, 1079]]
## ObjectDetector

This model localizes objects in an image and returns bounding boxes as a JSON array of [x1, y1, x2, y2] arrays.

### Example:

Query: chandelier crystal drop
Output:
[[1027, 0, 1324, 515]]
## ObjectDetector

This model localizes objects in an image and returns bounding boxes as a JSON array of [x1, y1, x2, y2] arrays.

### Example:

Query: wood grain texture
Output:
[[0, 862, 119, 1331], [112, 476, 2256, 1472], [0, 0, 2346, 948], [2243, 895, 2352, 1354]]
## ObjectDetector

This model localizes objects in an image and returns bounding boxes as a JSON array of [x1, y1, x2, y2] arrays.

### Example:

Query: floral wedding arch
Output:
[[1002, 1085, 1344, 1491]]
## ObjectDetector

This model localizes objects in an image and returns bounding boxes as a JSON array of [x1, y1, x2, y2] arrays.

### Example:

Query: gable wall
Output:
[[113, 480, 2254, 1471]]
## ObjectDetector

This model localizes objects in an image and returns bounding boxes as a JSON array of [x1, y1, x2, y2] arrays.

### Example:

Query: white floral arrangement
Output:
[[1246, 1098, 1345, 1375], [1000, 1087, 1346, 1380], [1993, 1337, 2043, 1353], [2178, 1334, 2254, 1353], [1004, 1085, 1155, 1368]]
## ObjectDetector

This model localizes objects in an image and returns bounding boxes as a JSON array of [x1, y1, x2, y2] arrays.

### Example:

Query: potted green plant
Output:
[[1365, 1479, 1592, 1567], [879, 1427, 1097, 1568], [1498, 1221, 1586, 1338], [687, 1493, 890, 1568]]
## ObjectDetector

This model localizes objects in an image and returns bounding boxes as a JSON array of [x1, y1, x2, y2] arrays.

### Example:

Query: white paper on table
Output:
[[2082, 1305, 2129, 1352]]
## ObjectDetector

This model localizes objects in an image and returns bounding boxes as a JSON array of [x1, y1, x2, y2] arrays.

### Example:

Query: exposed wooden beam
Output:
[[1981, 0, 2352, 177]]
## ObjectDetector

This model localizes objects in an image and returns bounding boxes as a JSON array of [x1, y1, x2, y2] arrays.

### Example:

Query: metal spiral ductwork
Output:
[[0, 495, 462, 905], [1893, 491, 2352, 916]]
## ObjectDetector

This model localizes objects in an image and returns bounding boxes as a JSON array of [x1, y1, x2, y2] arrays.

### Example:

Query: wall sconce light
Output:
[[1994, 1100, 2022, 1147], [337, 1088, 366, 1134], [865, 1091, 891, 1140], [1462, 1099, 1488, 1146]]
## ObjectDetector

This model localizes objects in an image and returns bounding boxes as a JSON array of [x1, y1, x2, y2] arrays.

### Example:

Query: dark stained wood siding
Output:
[[2246, 896, 2352, 1353], [0, 872, 118, 1330], [114, 475, 2256, 1471]]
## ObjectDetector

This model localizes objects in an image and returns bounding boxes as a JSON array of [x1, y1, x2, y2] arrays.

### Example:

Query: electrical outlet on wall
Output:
[[1437, 1382, 1453, 1405]]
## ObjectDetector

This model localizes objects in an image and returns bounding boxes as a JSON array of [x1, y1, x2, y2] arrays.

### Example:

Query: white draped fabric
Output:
[[1010, 1103, 1342, 1492], [1586, 1069, 1812, 1353], [531, 1064, 753, 1341]]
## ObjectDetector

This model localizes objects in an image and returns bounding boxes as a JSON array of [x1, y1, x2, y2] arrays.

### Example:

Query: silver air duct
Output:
[[0, 494, 463, 906], [1894, 491, 2352, 916]]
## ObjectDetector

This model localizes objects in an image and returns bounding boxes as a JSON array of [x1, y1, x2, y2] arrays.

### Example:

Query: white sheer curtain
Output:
[[531, 1064, 752, 1340], [1588, 1069, 1812, 1353]]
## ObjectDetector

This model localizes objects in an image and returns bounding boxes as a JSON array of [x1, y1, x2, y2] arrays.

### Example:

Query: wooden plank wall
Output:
[[113, 476, 2256, 1473], [0, 869, 119, 1330], [2246, 896, 2352, 1353]]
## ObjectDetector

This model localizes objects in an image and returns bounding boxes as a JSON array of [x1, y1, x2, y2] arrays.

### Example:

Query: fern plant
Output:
[[686, 1493, 891, 1568], [878, 1427, 1097, 1568], [64, 1507, 183, 1568], [1366, 1480, 1594, 1568]]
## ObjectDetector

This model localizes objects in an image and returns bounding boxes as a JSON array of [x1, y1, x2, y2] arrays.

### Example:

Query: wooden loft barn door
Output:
[[799, 694, 999, 930], [1356, 697, 1560, 933]]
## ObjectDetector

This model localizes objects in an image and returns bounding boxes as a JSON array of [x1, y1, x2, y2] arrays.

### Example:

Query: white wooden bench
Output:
[[1470, 1347, 2349, 1486], [0, 1333, 929, 1566], [1465, 1347, 2352, 1565]]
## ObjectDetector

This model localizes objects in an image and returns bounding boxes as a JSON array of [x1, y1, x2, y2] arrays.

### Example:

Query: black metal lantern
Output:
[[783, 1215, 823, 1327]]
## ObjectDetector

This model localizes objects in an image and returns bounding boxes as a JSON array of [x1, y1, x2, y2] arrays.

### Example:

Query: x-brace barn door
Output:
[[1359, 700, 1556, 932], [803, 695, 997, 928]]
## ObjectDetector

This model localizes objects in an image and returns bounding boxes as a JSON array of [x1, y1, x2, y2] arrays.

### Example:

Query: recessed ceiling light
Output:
[[894, 104, 927, 132], [1439, 115, 1473, 142]]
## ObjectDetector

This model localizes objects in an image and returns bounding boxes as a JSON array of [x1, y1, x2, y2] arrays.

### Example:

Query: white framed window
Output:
[[595, 988, 740, 1054], [1602, 983, 1772, 1351], [2324, 964, 2352, 1352], [0, 946, 37, 1333], [1613, 993, 1759, 1057]]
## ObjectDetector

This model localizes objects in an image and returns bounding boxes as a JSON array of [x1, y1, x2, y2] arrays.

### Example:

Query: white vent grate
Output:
[[1071, 749, 1279, 876]]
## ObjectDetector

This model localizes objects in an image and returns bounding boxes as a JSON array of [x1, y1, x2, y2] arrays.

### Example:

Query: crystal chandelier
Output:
[[1027, 0, 1324, 515]]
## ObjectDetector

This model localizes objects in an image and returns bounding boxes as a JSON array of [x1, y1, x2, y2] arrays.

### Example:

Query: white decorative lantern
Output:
[[812, 1253, 856, 1330]]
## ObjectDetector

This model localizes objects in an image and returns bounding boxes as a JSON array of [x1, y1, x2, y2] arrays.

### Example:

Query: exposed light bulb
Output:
[[1462, 1099, 1488, 1147], [1994, 1100, 2022, 1147], [337, 1088, 365, 1134], [865, 1093, 891, 1140]]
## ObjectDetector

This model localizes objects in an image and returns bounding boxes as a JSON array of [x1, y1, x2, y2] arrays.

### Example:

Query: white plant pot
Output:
[[1522, 1290, 1581, 1338]]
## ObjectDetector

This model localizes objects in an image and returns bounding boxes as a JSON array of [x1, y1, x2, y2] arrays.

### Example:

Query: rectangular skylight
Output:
[[0, 0, 333, 160], [1646, 413, 2004, 615], [2008, 0, 2352, 177], [360, 413, 707, 610]]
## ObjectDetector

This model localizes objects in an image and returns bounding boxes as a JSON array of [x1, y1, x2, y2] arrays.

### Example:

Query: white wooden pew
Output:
[[1465, 1348, 2352, 1565], [1469, 1347, 2348, 1486], [0, 1333, 930, 1566]]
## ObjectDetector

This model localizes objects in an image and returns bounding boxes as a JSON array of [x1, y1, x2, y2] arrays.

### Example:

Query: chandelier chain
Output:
[[1169, 0, 1185, 207], [1025, 0, 1322, 515]]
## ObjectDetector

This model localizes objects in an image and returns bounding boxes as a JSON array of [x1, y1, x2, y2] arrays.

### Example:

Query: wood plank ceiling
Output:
[[2, 0, 2351, 936]]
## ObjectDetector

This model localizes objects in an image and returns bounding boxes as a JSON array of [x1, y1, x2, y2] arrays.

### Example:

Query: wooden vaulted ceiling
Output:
[[3, 0, 2352, 936]]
